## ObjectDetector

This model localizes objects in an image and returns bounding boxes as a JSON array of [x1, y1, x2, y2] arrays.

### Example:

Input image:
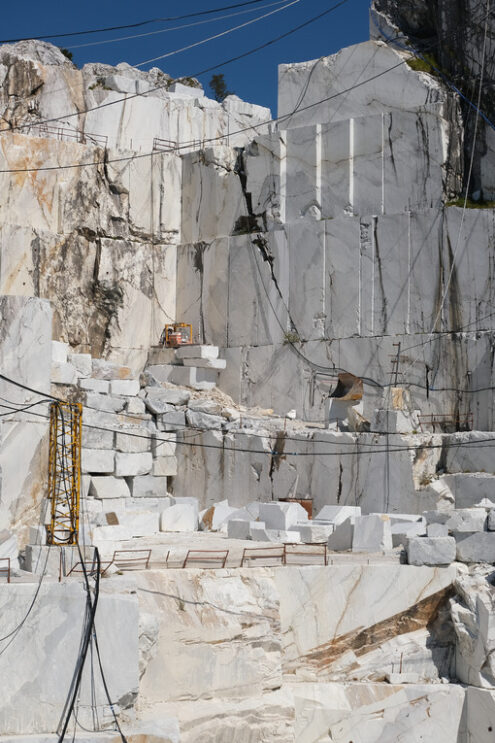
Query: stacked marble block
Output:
[[49, 341, 178, 542], [147, 345, 226, 391], [407, 504, 495, 566]]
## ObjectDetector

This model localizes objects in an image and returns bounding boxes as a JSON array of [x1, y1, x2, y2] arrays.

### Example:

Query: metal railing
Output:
[[111, 549, 152, 571], [182, 549, 229, 568], [284, 543, 327, 565], [241, 545, 285, 567], [27, 124, 108, 148]]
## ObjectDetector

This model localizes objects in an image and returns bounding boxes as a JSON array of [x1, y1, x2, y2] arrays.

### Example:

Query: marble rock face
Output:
[[0, 297, 52, 537], [290, 681, 465, 743], [450, 569, 495, 688], [0, 581, 138, 734]]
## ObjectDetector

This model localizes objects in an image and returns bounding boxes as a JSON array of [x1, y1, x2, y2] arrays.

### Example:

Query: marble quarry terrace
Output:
[[2, 0, 495, 740]]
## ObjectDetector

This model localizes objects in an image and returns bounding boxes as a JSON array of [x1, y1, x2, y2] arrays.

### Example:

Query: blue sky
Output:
[[2, 0, 371, 113]]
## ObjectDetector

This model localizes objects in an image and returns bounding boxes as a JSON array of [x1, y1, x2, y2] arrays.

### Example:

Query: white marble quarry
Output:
[[276, 564, 455, 682], [284, 109, 460, 222], [0, 297, 52, 535]]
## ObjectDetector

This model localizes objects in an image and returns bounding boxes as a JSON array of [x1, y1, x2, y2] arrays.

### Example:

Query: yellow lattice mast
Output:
[[46, 401, 82, 546]]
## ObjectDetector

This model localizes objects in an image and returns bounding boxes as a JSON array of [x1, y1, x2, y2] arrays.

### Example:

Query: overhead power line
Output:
[[67, 0, 290, 51], [133, 0, 301, 68], [0, 0, 351, 139], [0, 380, 493, 459], [0, 0, 274, 43]]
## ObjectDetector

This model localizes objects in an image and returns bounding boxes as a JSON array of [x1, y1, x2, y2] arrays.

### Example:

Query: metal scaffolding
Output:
[[46, 401, 82, 546]]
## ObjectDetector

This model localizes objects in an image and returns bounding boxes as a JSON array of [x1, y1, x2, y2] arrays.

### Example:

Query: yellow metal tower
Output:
[[46, 401, 82, 545]]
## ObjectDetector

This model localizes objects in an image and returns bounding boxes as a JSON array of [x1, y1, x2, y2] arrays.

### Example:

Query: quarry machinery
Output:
[[160, 322, 193, 348], [46, 401, 82, 545]]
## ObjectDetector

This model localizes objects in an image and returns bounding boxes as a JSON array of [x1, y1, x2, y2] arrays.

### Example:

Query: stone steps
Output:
[[147, 344, 226, 391]]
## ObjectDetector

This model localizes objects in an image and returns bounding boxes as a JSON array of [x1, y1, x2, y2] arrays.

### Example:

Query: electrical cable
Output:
[[0, 368, 494, 450], [133, 0, 300, 68], [67, 0, 290, 50], [0, 0, 275, 43], [1, 394, 494, 458], [0, 0, 351, 140]]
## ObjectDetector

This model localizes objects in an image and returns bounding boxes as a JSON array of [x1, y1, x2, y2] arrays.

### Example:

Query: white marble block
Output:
[[290, 523, 334, 543], [79, 378, 110, 394], [182, 357, 226, 370], [128, 475, 169, 498], [407, 537, 456, 566], [81, 449, 115, 474], [352, 514, 393, 552], [455, 532, 495, 563], [68, 352, 92, 377], [115, 427, 151, 454], [110, 379, 140, 396], [175, 345, 219, 360], [153, 455, 178, 477], [51, 361, 77, 385], [327, 519, 354, 552], [160, 504, 197, 532], [51, 340, 69, 363], [259, 502, 308, 530], [427, 523, 449, 538], [89, 476, 130, 500], [115, 452, 153, 477], [316, 505, 361, 524], [227, 519, 253, 539], [447, 509, 487, 533]]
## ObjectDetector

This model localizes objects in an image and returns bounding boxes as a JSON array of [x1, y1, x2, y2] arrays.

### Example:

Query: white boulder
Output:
[[160, 504, 198, 532]]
